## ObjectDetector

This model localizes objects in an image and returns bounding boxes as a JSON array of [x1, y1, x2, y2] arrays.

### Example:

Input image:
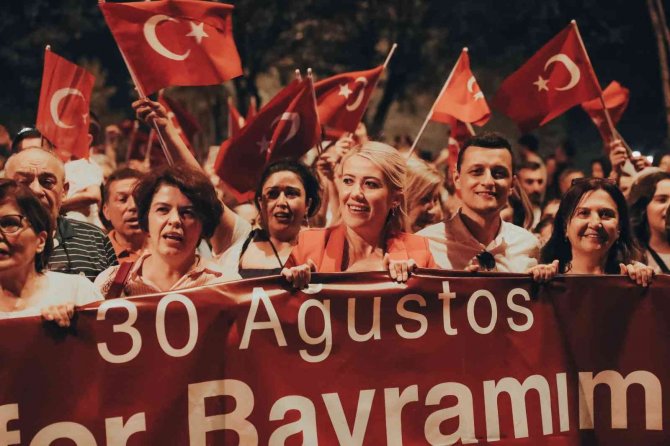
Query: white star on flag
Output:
[[338, 83, 352, 99], [257, 135, 271, 154], [186, 21, 209, 44], [533, 76, 549, 92]]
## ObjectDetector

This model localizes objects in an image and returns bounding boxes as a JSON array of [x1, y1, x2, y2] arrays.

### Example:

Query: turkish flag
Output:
[[581, 81, 629, 144], [215, 78, 321, 201], [36, 48, 95, 160], [492, 22, 602, 132], [227, 97, 245, 139], [99, 0, 242, 95], [431, 49, 490, 126], [314, 65, 383, 133]]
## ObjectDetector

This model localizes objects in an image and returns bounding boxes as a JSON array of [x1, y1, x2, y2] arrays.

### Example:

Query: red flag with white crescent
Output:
[[314, 65, 383, 133], [492, 22, 602, 132], [215, 78, 321, 201], [431, 49, 491, 126], [99, 0, 242, 95], [581, 81, 629, 145], [36, 48, 95, 160]]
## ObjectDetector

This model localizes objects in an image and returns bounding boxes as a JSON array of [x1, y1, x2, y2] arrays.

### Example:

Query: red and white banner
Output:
[[1, 272, 668, 445]]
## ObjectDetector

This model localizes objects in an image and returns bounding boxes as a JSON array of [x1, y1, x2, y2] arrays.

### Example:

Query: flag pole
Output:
[[571, 20, 620, 152], [383, 43, 398, 69], [99, 0, 174, 165], [307, 68, 325, 155], [295, 69, 302, 81], [407, 47, 466, 158]]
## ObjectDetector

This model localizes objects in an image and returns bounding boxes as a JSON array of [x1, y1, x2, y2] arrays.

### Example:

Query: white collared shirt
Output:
[[417, 210, 540, 272]]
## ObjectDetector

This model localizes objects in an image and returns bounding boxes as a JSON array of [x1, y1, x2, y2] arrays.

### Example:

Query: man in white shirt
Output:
[[418, 132, 540, 272]]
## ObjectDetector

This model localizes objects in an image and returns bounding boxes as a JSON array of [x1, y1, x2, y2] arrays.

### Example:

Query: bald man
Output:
[[5, 148, 117, 281]]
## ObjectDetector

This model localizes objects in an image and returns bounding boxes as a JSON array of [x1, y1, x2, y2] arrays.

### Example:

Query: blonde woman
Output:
[[404, 158, 444, 233], [282, 142, 436, 287]]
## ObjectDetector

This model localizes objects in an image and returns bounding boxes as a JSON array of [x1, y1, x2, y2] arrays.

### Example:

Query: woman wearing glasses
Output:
[[95, 165, 237, 297], [0, 179, 102, 325], [282, 142, 436, 288], [532, 178, 654, 285], [216, 159, 321, 278]]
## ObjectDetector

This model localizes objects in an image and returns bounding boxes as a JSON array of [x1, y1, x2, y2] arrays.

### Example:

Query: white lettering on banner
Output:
[[424, 382, 477, 445], [239, 287, 287, 350], [30, 422, 97, 446], [384, 385, 419, 446], [484, 375, 553, 441], [97, 294, 201, 363], [297, 299, 332, 363], [467, 290, 497, 335], [0, 404, 20, 445], [269, 396, 318, 445], [155, 294, 198, 358], [323, 390, 375, 446], [188, 379, 258, 445], [210, 370, 662, 442], [237, 281, 536, 363], [105, 413, 147, 446], [578, 370, 663, 430], [439, 281, 459, 335], [395, 294, 428, 339], [347, 297, 381, 342], [97, 299, 142, 364]]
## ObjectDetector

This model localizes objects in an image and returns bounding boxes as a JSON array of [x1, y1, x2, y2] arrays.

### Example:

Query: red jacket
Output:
[[286, 224, 437, 272]]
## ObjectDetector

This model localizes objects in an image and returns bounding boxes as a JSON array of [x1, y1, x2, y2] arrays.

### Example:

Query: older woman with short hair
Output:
[[0, 179, 102, 325], [95, 164, 238, 297], [283, 142, 436, 287]]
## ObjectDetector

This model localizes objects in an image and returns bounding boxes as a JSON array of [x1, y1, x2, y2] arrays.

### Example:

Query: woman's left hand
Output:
[[384, 254, 417, 283], [41, 303, 76, 328], [619, 262, 655, 287], [526, 260, 559, 283]]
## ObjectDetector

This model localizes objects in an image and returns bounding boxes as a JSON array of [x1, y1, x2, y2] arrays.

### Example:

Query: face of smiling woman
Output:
[[566, 189, 620, 259], [338, 154, 398, 238], [147, 185, 203, 263]]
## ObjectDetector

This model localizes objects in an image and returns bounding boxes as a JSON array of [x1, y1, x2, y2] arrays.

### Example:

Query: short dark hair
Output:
[[0, 179, 53, 272], [516, 160, 543, 174], [541, 178, 644, 273], [254, 159, 321, 217], [99, 167, 144, 230], [134, 164, 222, 239], [518, 134, 539, 152], [628, 171, 670, 247], [457, 132, 514, 172], [10, 127, 53, 154]]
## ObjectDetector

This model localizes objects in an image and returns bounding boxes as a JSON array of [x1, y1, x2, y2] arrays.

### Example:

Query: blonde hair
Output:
[[337, 141, 407, 235], [404, 158, 444, 229]]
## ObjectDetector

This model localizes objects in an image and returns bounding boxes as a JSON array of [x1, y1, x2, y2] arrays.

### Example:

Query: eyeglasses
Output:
[[0, 215, 27, 234], [476, 251, 496, 271]]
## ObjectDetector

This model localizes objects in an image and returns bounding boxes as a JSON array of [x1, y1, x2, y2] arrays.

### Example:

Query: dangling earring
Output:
[[304, 214, 310, 228], [390, 206, 397, 216]]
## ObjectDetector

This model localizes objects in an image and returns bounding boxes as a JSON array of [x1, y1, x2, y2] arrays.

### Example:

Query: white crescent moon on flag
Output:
[[544, 54, 580, 91], [50, 88, 85, 129], [271, 112, 301, 144], [466, 76, 484, 100], [345, 77, 368, 111], [143, 15, 191, 61]]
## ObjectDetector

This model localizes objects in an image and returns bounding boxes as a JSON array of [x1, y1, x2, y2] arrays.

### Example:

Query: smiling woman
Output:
[[537, 178, 653, 286], [282, 142, 437, 288], [94, 165, 237, 298]]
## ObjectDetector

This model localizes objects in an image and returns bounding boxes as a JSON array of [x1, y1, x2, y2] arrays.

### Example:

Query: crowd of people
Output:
[[0, 96, 667, 326]]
